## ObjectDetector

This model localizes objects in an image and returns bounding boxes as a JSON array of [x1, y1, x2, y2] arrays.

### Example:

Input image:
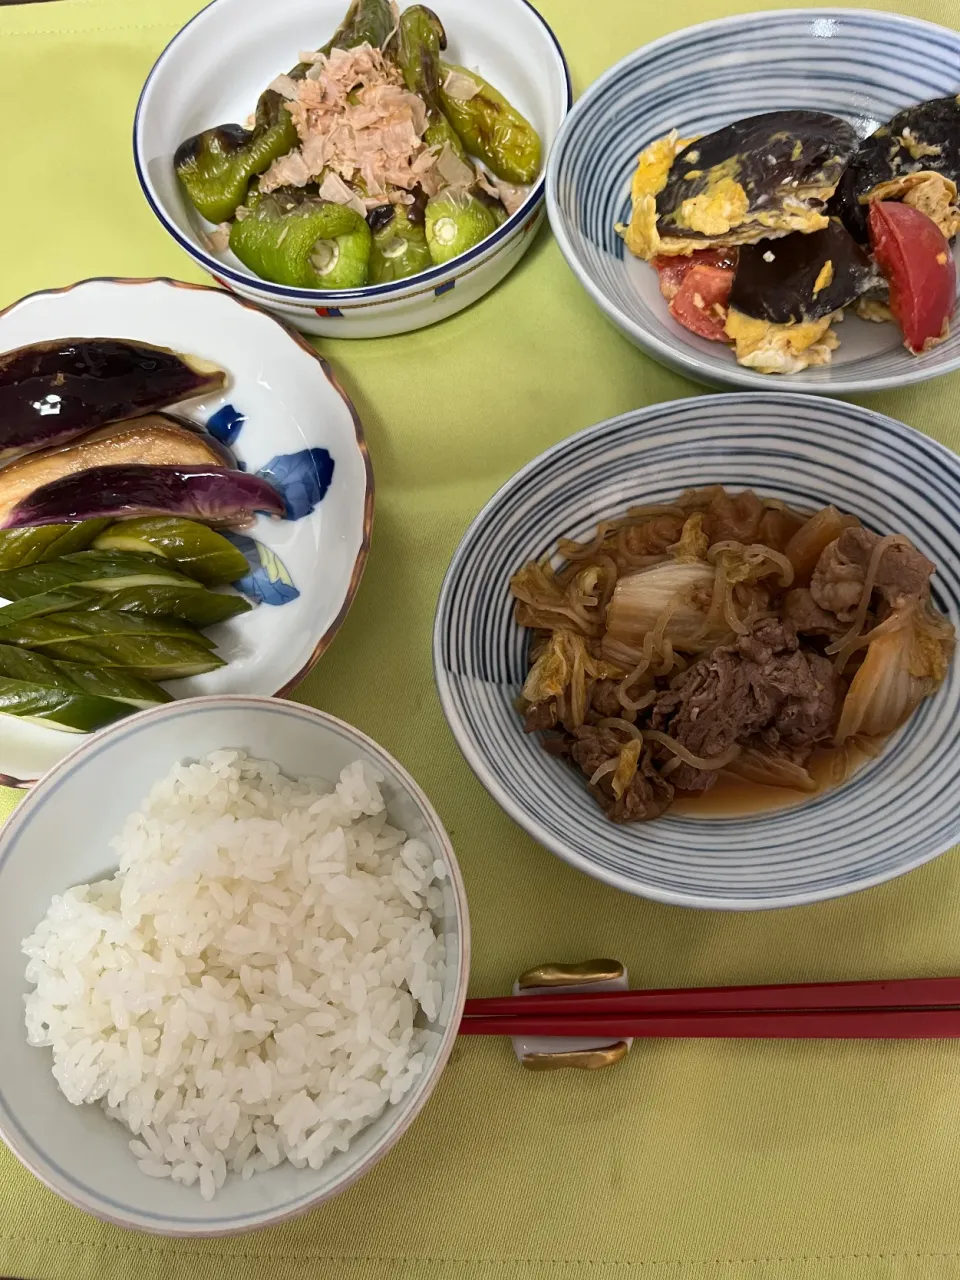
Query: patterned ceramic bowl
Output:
[[546, 9, 960, 394], [0, 696, 469, 1235], [433, 393, 960, 910], [134, 0, 571, 338], [0, 278, 372, 785]]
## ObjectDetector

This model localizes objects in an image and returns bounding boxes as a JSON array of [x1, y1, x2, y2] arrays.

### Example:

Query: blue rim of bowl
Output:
[[544, 6, 960, 395], [0, 276, 375, 789], [432, 390, 960, 911], [133, 0, 572, 304], [0, 694, 471, 1237]]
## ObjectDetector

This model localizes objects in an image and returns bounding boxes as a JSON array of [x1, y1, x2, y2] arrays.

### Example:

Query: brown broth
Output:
[[670, 737, 885, 818]]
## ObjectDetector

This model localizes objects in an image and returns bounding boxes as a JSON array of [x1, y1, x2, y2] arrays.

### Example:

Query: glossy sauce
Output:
[[671, 737, 884, 818]]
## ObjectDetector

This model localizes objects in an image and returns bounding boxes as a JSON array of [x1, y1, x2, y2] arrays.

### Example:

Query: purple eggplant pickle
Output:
[[0, 339, 226, 463], [2, 466, 286, 530], [0, 414, 235, 527]]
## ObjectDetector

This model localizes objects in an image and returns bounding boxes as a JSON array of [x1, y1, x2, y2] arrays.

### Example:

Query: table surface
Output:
[[2, 0, 960, 1276]]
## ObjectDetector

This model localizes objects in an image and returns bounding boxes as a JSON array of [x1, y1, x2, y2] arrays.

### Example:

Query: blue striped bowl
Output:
[[546, 9, 960, 394], [433, 394, 960, 909]]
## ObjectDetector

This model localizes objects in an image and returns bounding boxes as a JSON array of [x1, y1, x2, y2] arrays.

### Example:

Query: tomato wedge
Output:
[[652, 248, 738, 300], [667, 264, 735, 342], [867, 201, 957, 354]]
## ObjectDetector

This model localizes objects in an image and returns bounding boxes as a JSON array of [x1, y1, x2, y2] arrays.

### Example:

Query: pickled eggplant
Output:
[[728, 218, 876, 324], [2, 465, 285, 530], [0, 550, 202, 601], [0, 414, 234, 528], [0, 339, 226, 464], [654, 112, 861, 255], [92, 517, 250, 585], [0, 645, 132, 733], [0, 520, 110, 571], [831, 95, 960, 242]]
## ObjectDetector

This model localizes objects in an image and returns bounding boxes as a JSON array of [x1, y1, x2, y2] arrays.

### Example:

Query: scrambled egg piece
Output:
[[615, 130, 697, 259], [677, 176, 749, 236], [724, 308, 841, 374], [812, 259, 834, 297], [862, 172, 960, 240], [855, 297, 895, 324]]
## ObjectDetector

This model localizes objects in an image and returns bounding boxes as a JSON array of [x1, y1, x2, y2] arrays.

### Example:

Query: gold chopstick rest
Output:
[[513, 959, 631, 1073]]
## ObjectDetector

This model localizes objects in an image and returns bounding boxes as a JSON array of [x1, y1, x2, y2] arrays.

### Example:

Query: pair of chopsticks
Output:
[[458, 976, 960, 1039]]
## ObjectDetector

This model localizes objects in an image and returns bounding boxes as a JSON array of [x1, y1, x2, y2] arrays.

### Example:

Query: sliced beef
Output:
[[702, 489, 765, 544], [523, 701, 558, 733], [568, 725, 674, 823], [569, 725, 626, 777], [811, 526, 934, 619], [621, 514, 684, 557], [782, 587, 847, 638], [589, 678, 626, 719], [650, 619, 843, 792]]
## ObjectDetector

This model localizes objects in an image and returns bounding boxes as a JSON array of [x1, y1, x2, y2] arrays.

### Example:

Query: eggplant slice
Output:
[[830, 95, 960, 241], [655, 111, 861, 251], [0, 338, 226, 463], [729, 218, 877, 324]]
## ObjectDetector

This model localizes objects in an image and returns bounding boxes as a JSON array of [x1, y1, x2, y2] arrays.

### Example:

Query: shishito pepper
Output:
[[368, 198, 433, 283], [174, 90, 298, 225], [439, 63, 542, 185], [425, 188, 498, 264], [230, 187, 372, 288], [395, 6, 466, 160], [318, 0, 397, 59]]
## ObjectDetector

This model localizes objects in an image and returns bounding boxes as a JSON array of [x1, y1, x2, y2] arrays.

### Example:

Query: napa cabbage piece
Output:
[[835, 606, 955, 740], [521, 629, 623, 730]]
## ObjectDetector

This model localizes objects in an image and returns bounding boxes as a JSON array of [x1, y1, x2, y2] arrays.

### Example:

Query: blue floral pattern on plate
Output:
[[226, 534, 300, 607], [259, 448, 335, 520], [205, 403, 246, 446]]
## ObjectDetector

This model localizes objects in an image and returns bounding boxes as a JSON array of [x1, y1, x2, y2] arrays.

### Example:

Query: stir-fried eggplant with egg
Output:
[[512, 487, 955, 823], [617, 96, 960, 371], [174, 0, 542, 289]]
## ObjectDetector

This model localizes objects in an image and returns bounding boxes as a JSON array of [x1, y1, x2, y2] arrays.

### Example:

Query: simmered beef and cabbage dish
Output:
[[510, 487, 955, 823]]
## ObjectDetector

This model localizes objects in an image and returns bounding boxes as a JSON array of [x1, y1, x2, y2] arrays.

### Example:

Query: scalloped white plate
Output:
[[0, 278, 373, 786]]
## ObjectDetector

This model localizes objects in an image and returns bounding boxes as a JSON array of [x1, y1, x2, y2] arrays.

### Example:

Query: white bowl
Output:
[[134, 0, 571, 337], [0, 695, 469, 1235], [433, 392, 960, 910], [546, 9, 960, 393], [0, 278, 373, 786]]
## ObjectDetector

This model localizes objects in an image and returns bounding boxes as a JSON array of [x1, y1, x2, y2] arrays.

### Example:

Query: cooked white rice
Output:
[[22, 750, 447, 1200]]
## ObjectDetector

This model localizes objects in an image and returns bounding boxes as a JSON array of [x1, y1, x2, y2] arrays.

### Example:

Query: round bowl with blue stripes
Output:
[[134, 0, 571, 338], [546, 9, 960, 394], [433, 393, 960, 910]]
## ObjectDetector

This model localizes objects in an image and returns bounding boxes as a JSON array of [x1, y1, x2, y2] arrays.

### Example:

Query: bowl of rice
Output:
[[0, 695, 469, 1236]]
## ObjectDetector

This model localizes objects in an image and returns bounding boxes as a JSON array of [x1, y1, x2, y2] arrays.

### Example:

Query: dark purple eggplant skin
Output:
[[728, 218, 877, 324], [830, 95, 960, 242], [657, 111, 860, 243], [1, 466, 286, 530], [0, 339, 226, 463]]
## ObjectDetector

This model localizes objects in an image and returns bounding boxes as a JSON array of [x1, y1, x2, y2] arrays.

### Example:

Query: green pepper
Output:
[[174, 89, 299, 225], [438, 63, 542, 185], [230, 188, 371, 288], [395, 7, 466, 161], [319, 0, 397, 58], [93, 518, 250, 586], [368, 199, 433, 283], [425, 188, 498, 264]]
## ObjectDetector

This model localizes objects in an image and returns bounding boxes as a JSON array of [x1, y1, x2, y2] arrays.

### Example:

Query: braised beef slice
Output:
[[811, 527, 934, 620], [782, 587, 848, 638], [650, 620, 843, 792], [589, 678, 625, 719], [523, 701, 558, 733], [569, 726, 674, 823]]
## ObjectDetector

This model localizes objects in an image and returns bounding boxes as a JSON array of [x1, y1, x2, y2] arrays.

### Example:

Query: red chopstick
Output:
[[458, 1008, 960, 1039], [461, 976, 960, 1020]]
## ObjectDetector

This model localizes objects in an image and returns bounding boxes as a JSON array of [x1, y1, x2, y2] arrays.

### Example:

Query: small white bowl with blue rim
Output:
[[546, 9, 960, 394], [0, 695, 470, 1236], [433, 392, 960, 910], [0, 278, 373, 787], [134, 0, 571, 338]]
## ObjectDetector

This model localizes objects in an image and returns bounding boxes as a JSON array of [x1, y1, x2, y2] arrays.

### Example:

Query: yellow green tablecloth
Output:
[[3, 0, 960, 1275]]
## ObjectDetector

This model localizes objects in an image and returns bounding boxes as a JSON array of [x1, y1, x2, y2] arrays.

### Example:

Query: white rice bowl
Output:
[[22, 750, 447, 1202]]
